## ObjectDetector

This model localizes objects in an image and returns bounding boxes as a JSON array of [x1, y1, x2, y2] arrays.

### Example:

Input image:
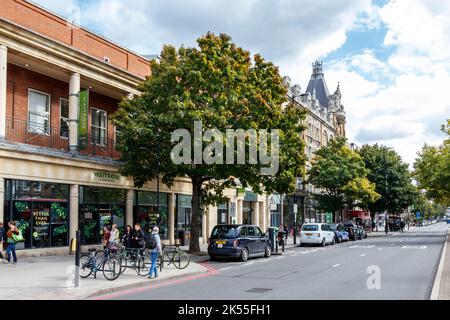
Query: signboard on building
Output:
[[92, 171, 121, 183], [244, 191, 257, 202], [78, 89, 89, 150]]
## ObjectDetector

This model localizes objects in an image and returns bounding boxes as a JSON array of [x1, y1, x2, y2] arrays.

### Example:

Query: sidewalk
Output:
[[0, 254, 207, 300], [436, 228, 450, 300]]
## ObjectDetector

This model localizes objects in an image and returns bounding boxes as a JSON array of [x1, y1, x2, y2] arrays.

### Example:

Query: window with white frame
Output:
[[91, 108, 107, 146], [60, 98, 69, 138], [28, 89, 51, 134]]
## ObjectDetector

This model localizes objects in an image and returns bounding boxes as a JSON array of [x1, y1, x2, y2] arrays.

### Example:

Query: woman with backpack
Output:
[[5, 221, 20, 264], [147, 226, 162, 280]]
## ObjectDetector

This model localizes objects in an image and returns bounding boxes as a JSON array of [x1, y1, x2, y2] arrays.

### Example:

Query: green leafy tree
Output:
[[358, 144, 416, 223], [414, 120, 450, 206], [113, 33, 306, 253], [307, 137, 380, 222]]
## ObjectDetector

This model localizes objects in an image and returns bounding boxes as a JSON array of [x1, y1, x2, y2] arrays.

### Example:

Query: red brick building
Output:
[[0, 0, 270, 256]]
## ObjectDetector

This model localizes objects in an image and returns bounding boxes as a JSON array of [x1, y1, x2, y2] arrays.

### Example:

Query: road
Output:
[[95, 222, 449, 300]]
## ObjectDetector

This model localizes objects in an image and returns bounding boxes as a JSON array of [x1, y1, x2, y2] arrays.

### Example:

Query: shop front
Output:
[[217, 201, 229, 225], [3, 179, 70, 250], [134, 191, 169, 239], [79, 186, 126, 245]]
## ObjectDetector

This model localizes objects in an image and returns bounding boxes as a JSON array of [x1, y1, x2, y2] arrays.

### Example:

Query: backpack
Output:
[[145, 233, 157, 249]]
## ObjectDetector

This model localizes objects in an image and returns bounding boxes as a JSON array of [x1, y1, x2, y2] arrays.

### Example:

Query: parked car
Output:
[[344, 223, 363, 241], [358, 226, 368, 239], [300, 223, 335, 247], [329, 223, 350, 243], [208, 224, 271, 262]]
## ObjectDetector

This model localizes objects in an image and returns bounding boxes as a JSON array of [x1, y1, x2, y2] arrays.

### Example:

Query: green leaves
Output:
[[414, 120, 450, 206], [307, 137, 380, 219], [359, 144, 415, 214], [113, 32, 307, 252]]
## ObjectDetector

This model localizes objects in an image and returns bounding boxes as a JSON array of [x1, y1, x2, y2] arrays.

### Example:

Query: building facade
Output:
[[278, 61, 347, 227], [0, 0, 270, 256]]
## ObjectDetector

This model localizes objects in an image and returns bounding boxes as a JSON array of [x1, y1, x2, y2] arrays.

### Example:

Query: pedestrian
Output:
[[5, 221, 20, 264], [0, 222, 5, 262], [400, 220, 405, 232], [278, 224, 284, 246], [132, 223, 145, 255], [102, 226, 111, 249], [109, 224, 120, 253], [147, 226, 162, 280], [121, 225, 133, 249], [385, 222, 389, 235], [284, 224, 289, 242]]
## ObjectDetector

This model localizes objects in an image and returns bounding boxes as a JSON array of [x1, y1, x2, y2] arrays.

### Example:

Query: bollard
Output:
[[74, 230, 80, 288]]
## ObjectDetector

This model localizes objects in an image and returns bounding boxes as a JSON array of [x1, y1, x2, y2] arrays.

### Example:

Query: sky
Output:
[[32, 0, 450, 166]]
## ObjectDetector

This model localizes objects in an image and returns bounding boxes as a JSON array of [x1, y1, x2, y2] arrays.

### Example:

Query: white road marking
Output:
[[241, 262, 255, 267], [402, 245, 427, 250], [349, 245, 375, 249], [332, 264, 341, 268], [220, 267, 232, 271], [360, 254, 367, 257]]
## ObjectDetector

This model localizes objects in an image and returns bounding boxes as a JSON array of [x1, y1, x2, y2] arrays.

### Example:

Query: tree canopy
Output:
[[113, 32, 307, 253], [307, 137, 380, 221], [413, 120, 450, 206], [358, 144, 415, 216]]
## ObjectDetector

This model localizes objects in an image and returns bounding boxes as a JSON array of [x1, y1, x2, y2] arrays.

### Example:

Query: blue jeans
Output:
[[148, 252, 159, 277], [6, 243, 17, 263]]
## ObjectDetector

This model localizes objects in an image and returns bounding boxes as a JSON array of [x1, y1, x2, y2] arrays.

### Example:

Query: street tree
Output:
[[358, 144, 416, 223], [414, 120, 450, 206], [113, 33, 306, 253], [307, 137, 380, 222]]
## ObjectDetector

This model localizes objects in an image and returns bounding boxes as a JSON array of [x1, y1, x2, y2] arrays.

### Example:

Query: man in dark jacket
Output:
[[0, 222, 5, 261], [132, 224, 145, 253]]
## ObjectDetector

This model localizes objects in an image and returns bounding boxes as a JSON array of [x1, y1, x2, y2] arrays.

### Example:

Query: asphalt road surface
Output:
[[96, 222, 449, 300]]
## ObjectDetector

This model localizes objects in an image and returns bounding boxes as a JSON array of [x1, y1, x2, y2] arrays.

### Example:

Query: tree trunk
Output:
[[189, 177, 203, 254]]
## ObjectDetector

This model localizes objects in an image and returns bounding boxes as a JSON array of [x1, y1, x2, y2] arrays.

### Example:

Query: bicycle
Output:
[[160, 244, 190, 270], [114, 246, 148, 277], [79, 247, 121, 281]]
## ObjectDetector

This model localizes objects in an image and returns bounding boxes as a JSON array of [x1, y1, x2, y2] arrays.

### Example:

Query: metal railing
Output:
[[5, 117, 121, 160]]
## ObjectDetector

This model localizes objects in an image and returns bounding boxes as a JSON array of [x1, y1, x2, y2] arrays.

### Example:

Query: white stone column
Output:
[[253, 201, 260, 228], [0, 45, 7, 140], [0, 177, 4, 223], [237, 199, 243, 224], [69, 185, 79, 242], [259, 200, 266, 232], [69, 73, 80, 152], [168, 193, 175, 245], [126, 189, 134, 227]]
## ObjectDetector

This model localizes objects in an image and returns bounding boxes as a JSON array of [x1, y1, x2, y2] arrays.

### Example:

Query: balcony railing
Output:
[[5, 117, 121, 161]]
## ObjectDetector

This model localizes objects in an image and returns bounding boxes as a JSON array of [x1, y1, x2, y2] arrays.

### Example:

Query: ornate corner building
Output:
[[272, 61, 347, 227]]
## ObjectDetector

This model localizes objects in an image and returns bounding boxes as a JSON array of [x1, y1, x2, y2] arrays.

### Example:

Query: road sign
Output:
[[416, 212, 422, 219]]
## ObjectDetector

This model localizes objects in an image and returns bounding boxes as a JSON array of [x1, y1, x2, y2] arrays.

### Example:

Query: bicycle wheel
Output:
[[80, 255, 93, 278], [172, 251, 190, 269], [137, 255, 150, 277], [102, 257, 121, 281], [118, 254, 128, 275]]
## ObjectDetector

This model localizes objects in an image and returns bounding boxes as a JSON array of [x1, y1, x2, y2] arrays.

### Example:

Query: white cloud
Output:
[[31, 0, 450, 166]]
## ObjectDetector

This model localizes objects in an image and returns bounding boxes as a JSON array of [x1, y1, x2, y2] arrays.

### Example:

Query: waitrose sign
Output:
[[93, 171, 121, 182]]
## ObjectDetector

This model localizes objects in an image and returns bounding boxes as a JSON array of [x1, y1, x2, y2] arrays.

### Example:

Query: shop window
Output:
[[28, 89, 51, 134], [91, 108, 107, 146], [4, 179, 69, 249], [60, 98, 69, 138], [135, 191, 168, 238], [217, 202, 229, 225], [80, 186, 126, 245]]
